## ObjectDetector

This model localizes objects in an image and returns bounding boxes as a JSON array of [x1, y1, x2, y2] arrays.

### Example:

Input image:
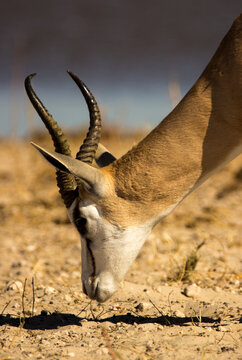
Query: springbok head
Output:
[[25, 72, 153, 302]]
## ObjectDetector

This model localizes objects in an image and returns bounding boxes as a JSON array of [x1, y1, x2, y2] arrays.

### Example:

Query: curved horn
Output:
[[24, 74, 77, 208], [67, 71, 101, 164]]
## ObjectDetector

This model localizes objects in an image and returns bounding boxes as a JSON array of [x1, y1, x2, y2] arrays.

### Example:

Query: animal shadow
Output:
[[0, 311, 220, 331]]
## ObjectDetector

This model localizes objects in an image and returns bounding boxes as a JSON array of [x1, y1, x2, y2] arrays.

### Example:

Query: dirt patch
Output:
[[0, 136, 241, 359]]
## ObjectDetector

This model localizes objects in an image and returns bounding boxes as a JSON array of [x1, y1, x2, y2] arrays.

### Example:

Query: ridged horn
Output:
[[67, 71, 102, 164], [24, 74, 77, 208]]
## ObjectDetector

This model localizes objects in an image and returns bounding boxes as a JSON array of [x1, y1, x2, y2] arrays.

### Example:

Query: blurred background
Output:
[[0, 0, 241, 137]]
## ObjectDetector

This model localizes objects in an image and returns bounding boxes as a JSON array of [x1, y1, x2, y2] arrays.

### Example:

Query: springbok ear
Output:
[[31, 142, 107, 197], [95, 143, 116, 168]]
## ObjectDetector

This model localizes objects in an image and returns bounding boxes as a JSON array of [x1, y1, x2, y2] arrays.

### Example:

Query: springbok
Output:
[[25, 15, 242, 302]]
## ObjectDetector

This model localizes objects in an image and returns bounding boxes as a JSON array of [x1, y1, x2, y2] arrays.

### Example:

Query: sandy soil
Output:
[[0, 133, 241, 360]]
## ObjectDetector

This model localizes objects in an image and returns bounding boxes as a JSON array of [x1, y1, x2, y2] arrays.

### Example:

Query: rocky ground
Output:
[[0, 133, 241, 359]]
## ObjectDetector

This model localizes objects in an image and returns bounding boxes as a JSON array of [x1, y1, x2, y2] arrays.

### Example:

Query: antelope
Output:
[[25, 15, 242, 303]]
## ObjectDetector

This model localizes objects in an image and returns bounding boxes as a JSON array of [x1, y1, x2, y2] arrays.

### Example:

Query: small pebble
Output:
[[65, 294, 72, 302], [147, 340, 153, 347], [217, 326, 229, 332], [174, 310, 185, 318], [26, 244, 36, 252], [67, 352, 75, 357], [12, 303, 20, 309], [183, 284, 201, 298], [44, 286, 57, 295], [135, 302, 150, 312], [7, 281, 23, 292], [102, 348, 109, 355]]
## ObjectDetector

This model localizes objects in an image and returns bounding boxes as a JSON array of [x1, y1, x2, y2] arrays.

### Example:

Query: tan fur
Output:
[[97, 15, 242, 227]]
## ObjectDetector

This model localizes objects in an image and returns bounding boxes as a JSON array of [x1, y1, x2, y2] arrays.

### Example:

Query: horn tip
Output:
[[67, 70, 75, 78], [26, 73, 37, 80], [67, 70, 85, 87], [25, 73, 37, 86]]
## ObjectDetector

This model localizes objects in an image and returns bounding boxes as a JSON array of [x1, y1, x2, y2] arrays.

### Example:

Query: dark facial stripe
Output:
[[86, 238, 96, 277], [72, 203, 96, 277], [73, 203, 87, 235]]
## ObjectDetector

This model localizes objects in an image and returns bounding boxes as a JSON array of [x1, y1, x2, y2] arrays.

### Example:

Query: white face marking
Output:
[[68, 199, 152, 302]]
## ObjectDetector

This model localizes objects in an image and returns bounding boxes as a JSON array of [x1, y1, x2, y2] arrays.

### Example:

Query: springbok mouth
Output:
[[82, 277, 98, 300], [95, 284, 114, 303], [82, 278, 115, 303]]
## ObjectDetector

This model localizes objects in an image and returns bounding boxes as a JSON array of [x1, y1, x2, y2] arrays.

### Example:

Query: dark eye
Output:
[[75, 217, 87, 235], [76, 217, 87, 226]]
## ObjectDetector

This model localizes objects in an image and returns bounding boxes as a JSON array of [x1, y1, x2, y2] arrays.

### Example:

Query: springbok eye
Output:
[[76, 217, 87, 226], [74, 217, 87, 235]]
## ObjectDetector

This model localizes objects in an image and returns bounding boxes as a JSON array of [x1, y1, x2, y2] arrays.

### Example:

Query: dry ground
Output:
[[0, 132, 241, 360]]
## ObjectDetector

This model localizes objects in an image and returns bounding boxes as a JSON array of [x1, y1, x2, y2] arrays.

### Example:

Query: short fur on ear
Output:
[[31, 142, 107, 197]]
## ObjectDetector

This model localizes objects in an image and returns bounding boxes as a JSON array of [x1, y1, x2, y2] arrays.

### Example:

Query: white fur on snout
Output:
[[68, 199, 153, 302], [89, 211, 152, 300]]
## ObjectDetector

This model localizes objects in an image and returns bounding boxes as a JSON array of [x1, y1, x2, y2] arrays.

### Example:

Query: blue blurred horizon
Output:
[[1, 77, 191, 138], [0, 1, 240, 137]]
